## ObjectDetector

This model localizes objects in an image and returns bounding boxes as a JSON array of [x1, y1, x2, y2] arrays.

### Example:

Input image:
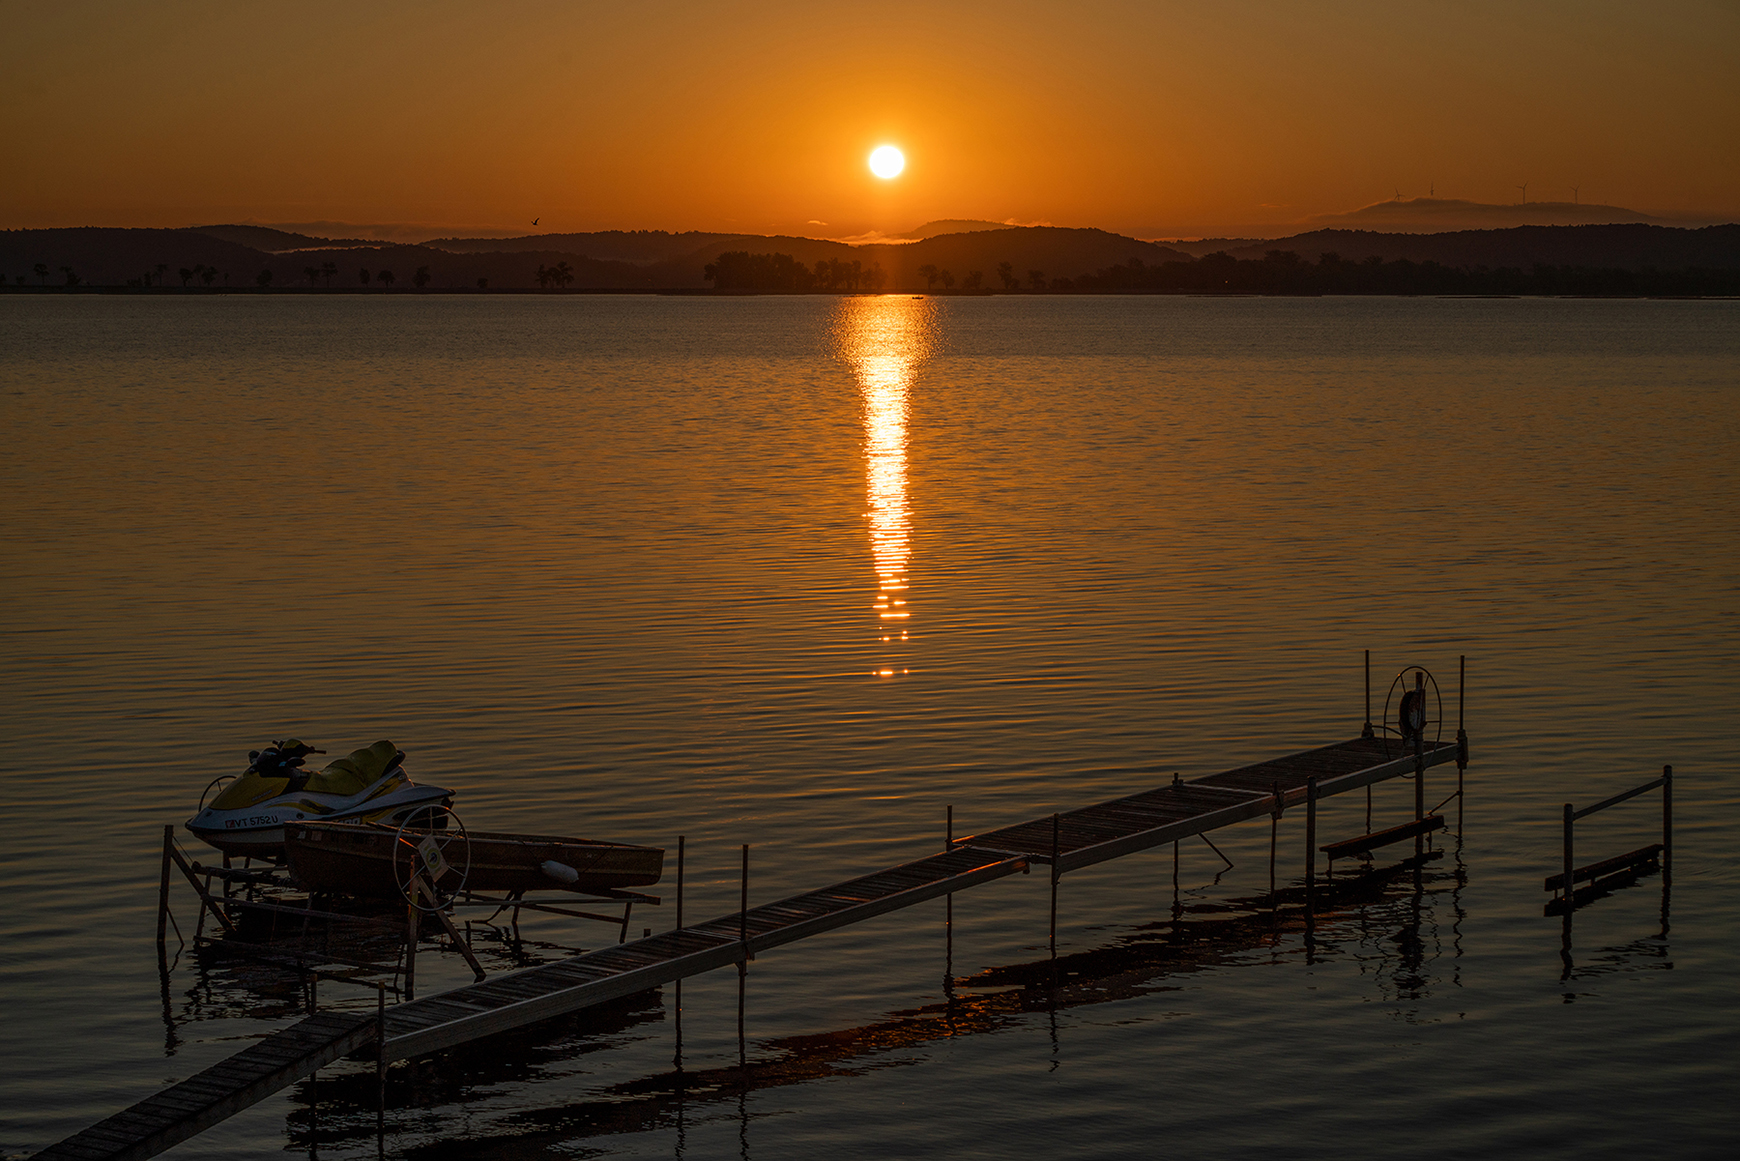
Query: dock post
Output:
[[675, 835, 686, 931], [1362, 649, 1373, 737], [1562, 803, 1575, 914], [738, 843, 749, 954], [1048, 814, 1060, 954], [404, 904, 418, 1001], [375, 981, 386, 1144], [1662, 766, 1673, 887], [945, 807, 953, 989], [673, 835, 685, 1073], [1269, 782, 1283, 902], [1169, 773, 1182, 906], [1414, 671, 1426, 857], [1456, 655, 1468, 831], [1305, 776, 1318, 925], [738, 843, 749, 1067], [156, 825, 173, 949]]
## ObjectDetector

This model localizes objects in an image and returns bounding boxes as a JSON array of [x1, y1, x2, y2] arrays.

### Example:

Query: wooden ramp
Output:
[[36, 734, 1462, 1160], [34, 1012, 373, 1161]]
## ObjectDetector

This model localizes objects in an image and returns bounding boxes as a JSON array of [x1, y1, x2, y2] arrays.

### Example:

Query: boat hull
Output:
[[284, 822, 663, 897]]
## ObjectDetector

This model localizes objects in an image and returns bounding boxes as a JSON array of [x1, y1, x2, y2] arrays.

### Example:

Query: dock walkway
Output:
[[37, 734, 1461, 1161]]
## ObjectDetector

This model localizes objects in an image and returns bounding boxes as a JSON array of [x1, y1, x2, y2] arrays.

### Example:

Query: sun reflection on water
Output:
[[832, 295, 936, 673]]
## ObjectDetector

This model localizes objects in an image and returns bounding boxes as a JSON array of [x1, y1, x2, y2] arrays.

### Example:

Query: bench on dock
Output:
[[1320, 814, 1445, 863], [1543, 844, 1664, 915]]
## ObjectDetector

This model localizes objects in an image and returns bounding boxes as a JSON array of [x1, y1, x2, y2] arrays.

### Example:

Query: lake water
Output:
[[2, 294, 1736, 1160]]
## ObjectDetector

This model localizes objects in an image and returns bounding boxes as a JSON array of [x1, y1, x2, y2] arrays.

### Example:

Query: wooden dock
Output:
[[36, 734, 1463, 1161], [33, 1012, 373, 1161]]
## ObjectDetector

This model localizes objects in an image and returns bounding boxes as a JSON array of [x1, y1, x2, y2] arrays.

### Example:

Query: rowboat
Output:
[[283, 820, 663, 898]]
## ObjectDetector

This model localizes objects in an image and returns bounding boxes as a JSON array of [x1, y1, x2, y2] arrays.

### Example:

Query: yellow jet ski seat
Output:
[[303, 740, 404, 796]]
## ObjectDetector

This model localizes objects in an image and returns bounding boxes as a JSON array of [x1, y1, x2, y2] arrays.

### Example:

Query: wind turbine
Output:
[[1516, 182, 1528, 205], [1570, 186, 1579, 205]]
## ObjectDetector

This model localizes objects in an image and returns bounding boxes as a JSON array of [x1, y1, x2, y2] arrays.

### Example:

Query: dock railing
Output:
[[1546, 765, 1672, 915]]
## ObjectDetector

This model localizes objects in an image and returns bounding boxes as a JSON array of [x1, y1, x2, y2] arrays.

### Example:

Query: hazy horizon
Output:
[[12, 194, 1736, 251], [7, 2, 1736, 240]]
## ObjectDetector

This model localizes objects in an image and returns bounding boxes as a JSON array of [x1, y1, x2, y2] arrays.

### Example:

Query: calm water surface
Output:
[[2, 295, 1736, 1159]]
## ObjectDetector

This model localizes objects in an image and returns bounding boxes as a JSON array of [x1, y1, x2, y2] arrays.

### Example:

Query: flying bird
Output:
[[532, 218, 540, 226]]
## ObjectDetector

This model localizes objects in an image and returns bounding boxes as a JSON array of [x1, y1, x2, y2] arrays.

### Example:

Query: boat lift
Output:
[[155, 819, 660, 999]]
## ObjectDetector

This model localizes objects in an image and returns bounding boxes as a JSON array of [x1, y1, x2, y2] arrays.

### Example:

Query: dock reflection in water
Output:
[[278, 851, 1477, 1160], [832, 295, 936, 674]]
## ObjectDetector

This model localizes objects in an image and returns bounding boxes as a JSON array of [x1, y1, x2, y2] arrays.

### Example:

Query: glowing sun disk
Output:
[[869, 145, 905, 179]]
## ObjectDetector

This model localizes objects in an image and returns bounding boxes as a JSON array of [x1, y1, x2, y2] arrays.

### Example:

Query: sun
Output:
[[868, 145, 905, 180]]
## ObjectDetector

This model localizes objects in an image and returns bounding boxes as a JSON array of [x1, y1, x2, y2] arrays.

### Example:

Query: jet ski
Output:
[[185, 739, 455, 857]]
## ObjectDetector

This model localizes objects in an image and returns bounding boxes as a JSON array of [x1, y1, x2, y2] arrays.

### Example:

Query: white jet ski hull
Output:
[[186, 782, 453, 857]]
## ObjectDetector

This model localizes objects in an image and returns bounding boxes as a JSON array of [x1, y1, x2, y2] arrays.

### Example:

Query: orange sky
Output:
[[5, 0, 1737, 239]]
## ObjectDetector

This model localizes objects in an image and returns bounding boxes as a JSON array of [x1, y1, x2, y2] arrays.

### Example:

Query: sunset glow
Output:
[[3, 4, 1735, 237]]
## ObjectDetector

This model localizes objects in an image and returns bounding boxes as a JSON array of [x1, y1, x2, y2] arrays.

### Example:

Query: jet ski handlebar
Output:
[[246, 738, 326, 777]]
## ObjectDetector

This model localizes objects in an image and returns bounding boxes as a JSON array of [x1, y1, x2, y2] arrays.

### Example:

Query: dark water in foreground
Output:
[[2, 295, 1736, 1159]]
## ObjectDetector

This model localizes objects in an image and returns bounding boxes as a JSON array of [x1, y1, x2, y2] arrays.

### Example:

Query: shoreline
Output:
[[2, 285, 1735, 300]]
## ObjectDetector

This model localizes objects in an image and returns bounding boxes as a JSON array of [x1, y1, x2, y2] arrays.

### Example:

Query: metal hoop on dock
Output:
[[393, 805, 471, 912], [1380, 666, 1443, 759]]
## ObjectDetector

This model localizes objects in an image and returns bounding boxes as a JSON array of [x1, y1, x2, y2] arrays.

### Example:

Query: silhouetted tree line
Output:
[[8, 246, 1735, 295], [1059, 250, 1740, 296], [705, 252, 887, 291], [693, 247, 1736, 295]]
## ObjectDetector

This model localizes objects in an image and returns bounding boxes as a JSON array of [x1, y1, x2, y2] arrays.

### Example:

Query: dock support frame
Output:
[[1550, 765, 1674, 915]]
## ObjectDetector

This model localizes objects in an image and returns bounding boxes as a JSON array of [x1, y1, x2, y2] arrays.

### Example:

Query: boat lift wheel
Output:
[[393, 804, 472, 913], [1380, 666, 1444, 760]]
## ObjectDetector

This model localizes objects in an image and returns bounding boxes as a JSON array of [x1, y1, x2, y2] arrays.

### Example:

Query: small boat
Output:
[[186, 740, 455, 857], [284, 820, 664, 898]]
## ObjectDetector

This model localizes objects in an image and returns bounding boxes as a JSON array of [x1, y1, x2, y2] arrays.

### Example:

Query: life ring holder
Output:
[[393, 804, 471, 913], [1379, 666, 1444, 761]]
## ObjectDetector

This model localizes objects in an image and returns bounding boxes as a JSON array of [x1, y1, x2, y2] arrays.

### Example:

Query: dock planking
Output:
[[967, 737, 1459, 873], [34, 1012, 373, 1161], [37, 733, 1463, 1161]]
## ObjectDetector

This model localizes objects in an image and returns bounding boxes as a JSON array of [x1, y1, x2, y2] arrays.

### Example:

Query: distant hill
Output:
[[1185, 223, 1740, 270], [0, 228, 293, 287], [1300, 196, 1666, 233], [878, 227, 1188, 286], [425, 230, 740, 265], [194, 224, 378, 251], [2, 221, 1735, 292], [888, 219, 1012, 240], [631, 226, 1190, 289]]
